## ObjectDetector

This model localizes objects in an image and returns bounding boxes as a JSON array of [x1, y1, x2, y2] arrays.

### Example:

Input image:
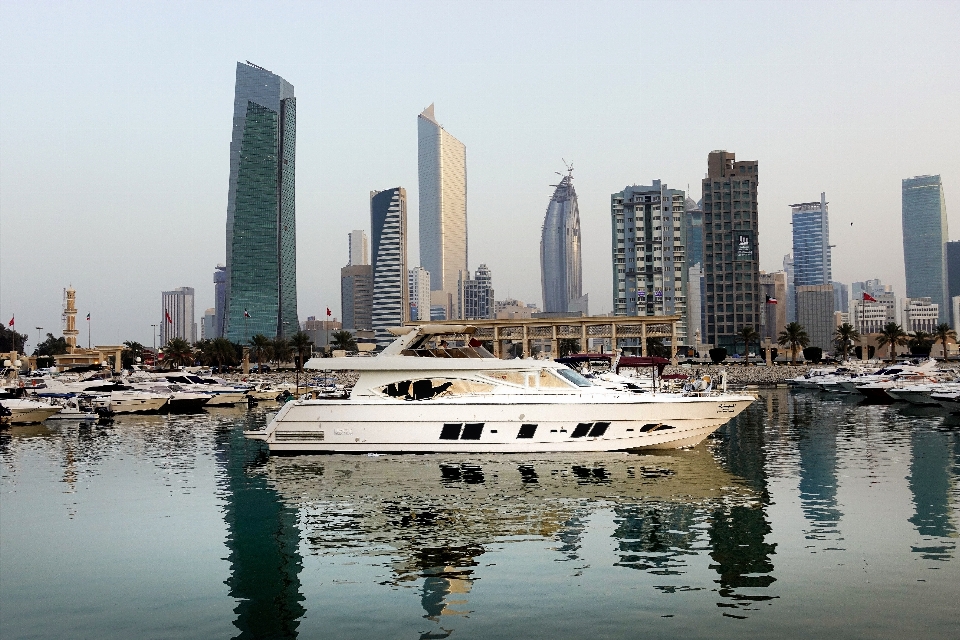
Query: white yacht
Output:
[[245, 325, 755, 454], [88, 390, 170, 414], [158, 374, 248, 406], [0, 398, 62, 424]]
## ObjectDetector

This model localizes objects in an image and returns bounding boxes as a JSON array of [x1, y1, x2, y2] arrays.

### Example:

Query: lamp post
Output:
[[150, 324, 158, 368], [35, 327, 42, 348]]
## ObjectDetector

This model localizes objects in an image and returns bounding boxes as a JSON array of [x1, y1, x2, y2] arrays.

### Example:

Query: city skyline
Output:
[[1, 2, 958, 348]]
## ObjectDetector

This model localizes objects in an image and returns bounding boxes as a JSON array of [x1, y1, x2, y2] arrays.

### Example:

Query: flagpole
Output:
[[88, 314, 91, 349]]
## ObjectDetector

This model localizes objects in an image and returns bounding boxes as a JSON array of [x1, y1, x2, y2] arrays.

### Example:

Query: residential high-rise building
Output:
[[161, 287, 197, 345], [201, 308, 216, 340], [759, 271, 787, 344], [791, 193, 832, 286], [370, 188, 408, 346], [902, 175, 948, 323], [783, 253, 796, 323], [684, 196, 704, 270], [540, 167, 582, 314], [688, 263, 703, 347], [418, 104, 467, 316], [946, 241, 960, 326], [796, 284, 834, 353], [340, 265, 373, 333], [461, 264, 495, 320], [702, 151, 760, 351], [408, 267, 431, 321], [348, 230, 369, 266], [612, 181, 688, 345], [213, 265, 227, 338], [224, 62, 298, 341]]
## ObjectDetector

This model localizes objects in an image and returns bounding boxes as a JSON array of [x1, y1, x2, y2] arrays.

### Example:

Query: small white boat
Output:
[[88, 390, 169, 414], [46, 398, 98, 421], [0, 398, 62, 424], [246, 325, 755, 454]]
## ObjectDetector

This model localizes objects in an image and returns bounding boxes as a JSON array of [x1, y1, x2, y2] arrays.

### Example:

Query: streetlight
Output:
[[35, 327, 43, 350], [150, 324, 158, 368]]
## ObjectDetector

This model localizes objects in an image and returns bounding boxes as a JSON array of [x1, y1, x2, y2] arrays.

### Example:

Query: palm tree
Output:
[[909, 330, 933, 356], [121, 340, 146, 368], [289, 331, 313, 372], [558, 339, 580, 357], [777, 322, 809, 364], [876, 322, 909, 362], [833, 323, 861, 361], [162, 337, 194, 369], [934, 322, 956, 359], [211, 337, 238, 371], [736, 326, 760, 365], [331, 330, 357, 352], [272, 337, 292, 367], [248, 334, 272, 371]]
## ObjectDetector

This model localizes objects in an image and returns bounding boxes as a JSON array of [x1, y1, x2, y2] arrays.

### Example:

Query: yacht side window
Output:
[[484, 370, 529, 387], [552, 368, 594, 388], [378, 378, 494, 400]]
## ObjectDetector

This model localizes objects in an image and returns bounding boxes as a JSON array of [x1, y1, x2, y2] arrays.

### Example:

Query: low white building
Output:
[[903, 297, 938, 334], [851, 300, 887, 334]]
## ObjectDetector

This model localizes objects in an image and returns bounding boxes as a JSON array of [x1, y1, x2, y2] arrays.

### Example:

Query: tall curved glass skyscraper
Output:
[[903, 175, 948, 323], [540, 170, 583, 314], [225, 61, 298, 342]]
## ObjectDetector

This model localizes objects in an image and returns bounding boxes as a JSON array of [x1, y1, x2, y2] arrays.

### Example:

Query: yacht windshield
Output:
[[556, 368, 594, 387]]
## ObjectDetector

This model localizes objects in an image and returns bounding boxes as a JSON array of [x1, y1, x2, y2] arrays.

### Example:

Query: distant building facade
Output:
[[783, 253, 796, 323], [341, 265, 373, 332], [418, 104, 467, 318], [702, 151, 760, 351], [460, 264, 494, 320], [832, 282, 849, 313], [161, 287, 197, 345], [612, 181, 688, 345], [348, 230, 369, 266], [301, 316, 342, 350], [796, 284, 835, 352], [791, 193, 832, 286], [540, 168, 583, 314], [213, 265, 227, 338], [902, 175, 948, 323], [759, 271, 787, 343], [495, 298, 538, 320], [408, 267, 431, 321], [201, 308, 216, 340], [946, 241, 960, 326], [903, 297, 939, 334], [224, 62, 298, 341], [370, 187, 409, 345]]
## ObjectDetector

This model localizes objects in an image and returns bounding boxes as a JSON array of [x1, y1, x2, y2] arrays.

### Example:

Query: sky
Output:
[[1, 0, 959, 350]]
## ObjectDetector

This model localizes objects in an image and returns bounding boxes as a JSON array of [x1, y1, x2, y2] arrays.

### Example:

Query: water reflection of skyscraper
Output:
[[217, 424, 305, 639], [908, 429, 958, 561], [791, 393, 844, 545]]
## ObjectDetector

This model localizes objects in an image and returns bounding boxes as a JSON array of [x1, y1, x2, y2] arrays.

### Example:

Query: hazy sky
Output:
[[1, 0, 958, 349]]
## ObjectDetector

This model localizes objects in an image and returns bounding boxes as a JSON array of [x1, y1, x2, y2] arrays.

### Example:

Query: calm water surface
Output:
[[1, 390, 958, 639]]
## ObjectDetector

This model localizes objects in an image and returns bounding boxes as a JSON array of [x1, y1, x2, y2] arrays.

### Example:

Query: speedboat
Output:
[[245, 325, 755, 454], [46, 397, 98, 421], [159, 374, 248, 406], [0, 398, 62, 424], [87, 390, 170, 414], [886, 382, 959, 406], [126, 382, 212, 413]]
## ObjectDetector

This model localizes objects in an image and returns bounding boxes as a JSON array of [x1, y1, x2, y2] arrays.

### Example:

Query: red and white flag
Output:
[[165, 310, 173, 323], [7, 315, 13, 327], [326, 307, 332, 317], [863, 292, 877, 302]]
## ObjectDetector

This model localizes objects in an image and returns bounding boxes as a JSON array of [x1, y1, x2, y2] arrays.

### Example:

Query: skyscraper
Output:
[[611, 181, 688, 346], [702, 151, 760, 351], [213, 264, 227, 338], [408, 267, 431, 321], [224, 61, 298, 342], [947, 241, 960, 326], [540, 167, 583, 314], [460, 264, 495, 320], [418, 104, 467, 316], [783, 253, 796, 323], [161, 287, 197, 345], [370, 188, 408, 346], [201, 308, 216, 340], [902, 175, 948, 323], [348, 230, 369, 266], [340, 265, 373, 332], [791, 193, 832, 286], [796, 284, 834, 352]]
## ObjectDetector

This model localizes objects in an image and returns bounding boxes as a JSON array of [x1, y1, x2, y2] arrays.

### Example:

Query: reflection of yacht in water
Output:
[[247, 325, 754, 453], [261, 450, 760, 630]]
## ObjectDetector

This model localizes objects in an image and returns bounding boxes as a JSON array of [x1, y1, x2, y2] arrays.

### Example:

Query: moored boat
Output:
[[245, 325, 755, 454]]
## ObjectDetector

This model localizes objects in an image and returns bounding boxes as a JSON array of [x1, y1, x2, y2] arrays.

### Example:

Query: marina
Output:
[[1, 388, 957, 639]]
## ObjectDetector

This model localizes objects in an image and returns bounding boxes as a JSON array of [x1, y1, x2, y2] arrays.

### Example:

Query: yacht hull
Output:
[[249, 395, 755, 454], [1, 400, 61, 424]]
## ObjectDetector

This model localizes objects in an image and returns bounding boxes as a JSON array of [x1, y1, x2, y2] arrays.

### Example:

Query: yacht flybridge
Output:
[[245, 325, 755, 454]]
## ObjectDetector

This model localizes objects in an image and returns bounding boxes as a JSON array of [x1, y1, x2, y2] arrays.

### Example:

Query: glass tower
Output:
[[370, 188, 409, 346], [902, 175, 948, 323], [540, 168, 582, 313], [418, 104, 467, 314], [225, 61, 298, 342], [791, 193, 832, 286]]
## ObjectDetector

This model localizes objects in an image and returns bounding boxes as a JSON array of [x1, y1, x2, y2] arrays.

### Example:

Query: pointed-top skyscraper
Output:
[[541, 166, 583, 314], [224, 61, 298, 342], [418, 104, 467, 318]]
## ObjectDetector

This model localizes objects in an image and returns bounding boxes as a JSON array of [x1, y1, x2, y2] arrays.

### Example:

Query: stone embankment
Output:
[[661, 364, 815, 387]]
